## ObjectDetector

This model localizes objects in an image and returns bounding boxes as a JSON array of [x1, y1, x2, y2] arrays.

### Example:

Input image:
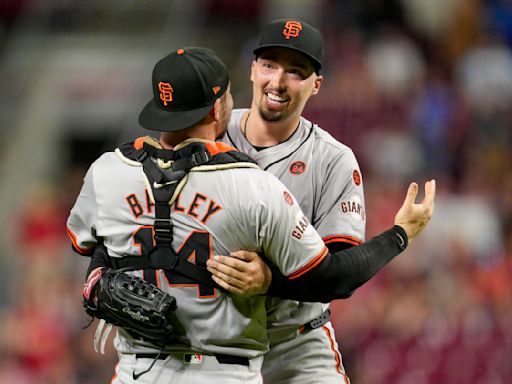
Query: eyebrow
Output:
[[259, 55, 310, 71]]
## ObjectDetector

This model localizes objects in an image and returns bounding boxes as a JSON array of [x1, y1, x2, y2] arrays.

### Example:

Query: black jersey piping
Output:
[[225, 127, 239, 150], [225, 120, 315, 171], [262, 122, 315, 171]]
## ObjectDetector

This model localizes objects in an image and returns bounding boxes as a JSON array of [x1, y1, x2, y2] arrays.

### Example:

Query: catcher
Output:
[[67, 47, 434, 383]]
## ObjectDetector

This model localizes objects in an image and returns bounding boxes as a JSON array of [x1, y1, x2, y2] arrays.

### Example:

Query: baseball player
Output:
[[208, 18, 415, 383], [68, 47, 434, 383]]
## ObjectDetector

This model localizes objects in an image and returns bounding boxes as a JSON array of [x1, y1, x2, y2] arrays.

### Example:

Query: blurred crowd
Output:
[[0, 0, 511, 383]]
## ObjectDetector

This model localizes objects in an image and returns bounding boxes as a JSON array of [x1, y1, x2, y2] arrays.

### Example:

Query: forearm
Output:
[[267, 225, 408, 302], [86, 242, 112, 279]]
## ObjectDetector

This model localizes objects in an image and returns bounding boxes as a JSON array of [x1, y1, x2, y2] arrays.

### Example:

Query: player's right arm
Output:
[[208, 180, 435, 301], [66, 164, 100, 256], [66, 159, 115, 279]]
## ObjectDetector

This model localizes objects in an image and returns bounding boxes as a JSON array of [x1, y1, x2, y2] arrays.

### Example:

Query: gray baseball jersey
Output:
[[67, 139, 328, 359], [221, 109, 366, 341]]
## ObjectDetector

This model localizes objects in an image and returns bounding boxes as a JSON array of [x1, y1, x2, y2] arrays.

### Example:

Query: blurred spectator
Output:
[[455, 34, 512, 114], [15, 183, 68, 260], [485, 0, 512, 49], [400, 0, 460, 41], [365, 26, 425, 99], [411, 64, 458, 175]]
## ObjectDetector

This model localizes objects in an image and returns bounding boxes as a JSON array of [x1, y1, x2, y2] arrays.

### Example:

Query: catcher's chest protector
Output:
[[115, 137, 257, 287]]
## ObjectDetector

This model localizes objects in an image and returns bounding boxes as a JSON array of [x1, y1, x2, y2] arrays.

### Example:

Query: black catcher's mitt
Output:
[[83, 268, 177, 345]]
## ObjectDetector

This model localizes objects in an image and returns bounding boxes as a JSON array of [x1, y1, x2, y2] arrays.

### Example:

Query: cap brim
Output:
[[253, 45, 321, 70], [138, 99, 214, 132]]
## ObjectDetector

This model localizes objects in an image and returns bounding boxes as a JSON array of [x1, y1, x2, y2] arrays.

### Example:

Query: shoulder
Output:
[[307, 119, 353, 154], [223, 166, 285, 188], [227, 109, 247, 132], [208, 167, 288, 201], [87, 149, 140, 185], [85, 152, 118, 175], [301, 118, 359, 166], [223, 108, 249, 148]]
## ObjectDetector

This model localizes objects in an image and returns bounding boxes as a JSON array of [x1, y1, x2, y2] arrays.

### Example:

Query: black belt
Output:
[[135, 352, 249, 366], [300, 309, 331, 333]]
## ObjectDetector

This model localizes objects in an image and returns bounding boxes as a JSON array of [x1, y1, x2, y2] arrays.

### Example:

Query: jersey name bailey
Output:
[[126, 188, 223, 224]]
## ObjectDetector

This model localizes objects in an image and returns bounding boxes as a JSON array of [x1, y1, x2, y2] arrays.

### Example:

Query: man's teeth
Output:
[[267, 93, 286, 102]]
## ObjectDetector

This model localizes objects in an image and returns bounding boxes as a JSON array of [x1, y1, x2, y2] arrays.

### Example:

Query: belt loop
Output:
[[299, 308, 331, 333]]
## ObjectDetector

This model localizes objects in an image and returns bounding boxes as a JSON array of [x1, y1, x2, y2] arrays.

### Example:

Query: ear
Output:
[[211, 98, 222, 121], [250, 60, 256, 82], [311, 75, 323, 96]]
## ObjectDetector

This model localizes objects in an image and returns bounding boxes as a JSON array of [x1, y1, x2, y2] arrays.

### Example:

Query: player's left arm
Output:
[[208, 180, 435, 298]]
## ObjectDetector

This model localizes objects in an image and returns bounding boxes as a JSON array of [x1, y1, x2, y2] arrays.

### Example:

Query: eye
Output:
[[288, 68, 306, 79]]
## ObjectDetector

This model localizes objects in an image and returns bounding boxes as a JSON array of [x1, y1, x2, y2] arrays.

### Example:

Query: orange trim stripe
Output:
[[288, 246, 329, 280], [205, 141, 237, 156], [134, 137, 145, 150], [156, 269, 161, 289], [111, 361, 120, 383], [66, 227, 93, 255], [322, 325, 350, 382], [323, 235, 363, 246]]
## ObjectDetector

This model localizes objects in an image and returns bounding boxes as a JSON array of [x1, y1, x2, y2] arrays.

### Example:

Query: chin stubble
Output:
[[259, 107, 283, 122]]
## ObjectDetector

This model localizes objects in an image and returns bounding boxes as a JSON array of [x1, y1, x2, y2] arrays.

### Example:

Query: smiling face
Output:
[[250, 47, 323, 123]]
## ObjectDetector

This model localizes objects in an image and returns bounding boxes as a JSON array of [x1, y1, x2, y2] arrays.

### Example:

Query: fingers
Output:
[[207, 252, 268, 295], [207, 256, 257, 295], [209, 254, 248, 273], [402, 182, 418, 209], [211, 275, 244, 295], [394, 179, 437, 243], [207, 257, 246, 289], [230, 250, 259, 262], [209, 251, 259, 273], [207, 256, 244, 281], [422, 179, 436, 208]]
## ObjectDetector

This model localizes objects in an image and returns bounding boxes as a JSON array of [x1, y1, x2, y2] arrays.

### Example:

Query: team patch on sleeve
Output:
[[352, 169, 362, 186], [283, 191, 294, 206], [339, 194, 365, 222]]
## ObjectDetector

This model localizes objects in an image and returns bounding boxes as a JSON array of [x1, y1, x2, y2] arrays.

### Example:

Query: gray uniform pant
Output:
[[262, 321, 350, 383], [112, 352, 263, 384]]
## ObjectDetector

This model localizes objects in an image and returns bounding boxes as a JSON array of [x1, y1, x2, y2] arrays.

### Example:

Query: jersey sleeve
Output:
[[251, 174, 328, 279], [66, 164, 99, 255], [313, 148, 366, 247]]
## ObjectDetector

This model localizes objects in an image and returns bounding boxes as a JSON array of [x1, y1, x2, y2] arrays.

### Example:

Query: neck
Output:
[[160, 123, 216, 149], [244, 107, 301, 147]]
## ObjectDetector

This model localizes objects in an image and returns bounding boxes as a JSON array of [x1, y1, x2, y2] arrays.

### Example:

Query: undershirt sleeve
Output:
[[86, 242, 112, 279], [267, 225, 408, 302]]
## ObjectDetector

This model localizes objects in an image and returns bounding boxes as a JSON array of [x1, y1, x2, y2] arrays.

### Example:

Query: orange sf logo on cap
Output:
[[283, 20, 302, 39], [159, 82, 174, 106]]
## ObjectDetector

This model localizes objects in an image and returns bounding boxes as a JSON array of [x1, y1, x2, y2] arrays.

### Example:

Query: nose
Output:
[[268, 68, 285, 90]]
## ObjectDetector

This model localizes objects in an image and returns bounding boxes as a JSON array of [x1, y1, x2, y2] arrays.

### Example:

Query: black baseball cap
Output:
[[139, 47, 229, 132], [253, 19, 324, 73]]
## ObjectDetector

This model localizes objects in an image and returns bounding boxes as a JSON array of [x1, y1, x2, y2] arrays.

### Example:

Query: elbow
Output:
[[317, 288, 354, 303], [338, 289, 355, 299], [327, 285, 357, 302]]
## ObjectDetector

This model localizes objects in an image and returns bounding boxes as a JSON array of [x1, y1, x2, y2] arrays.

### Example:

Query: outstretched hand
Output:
[[206, 251, 272, 295], [394, 179, 436, 244]]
